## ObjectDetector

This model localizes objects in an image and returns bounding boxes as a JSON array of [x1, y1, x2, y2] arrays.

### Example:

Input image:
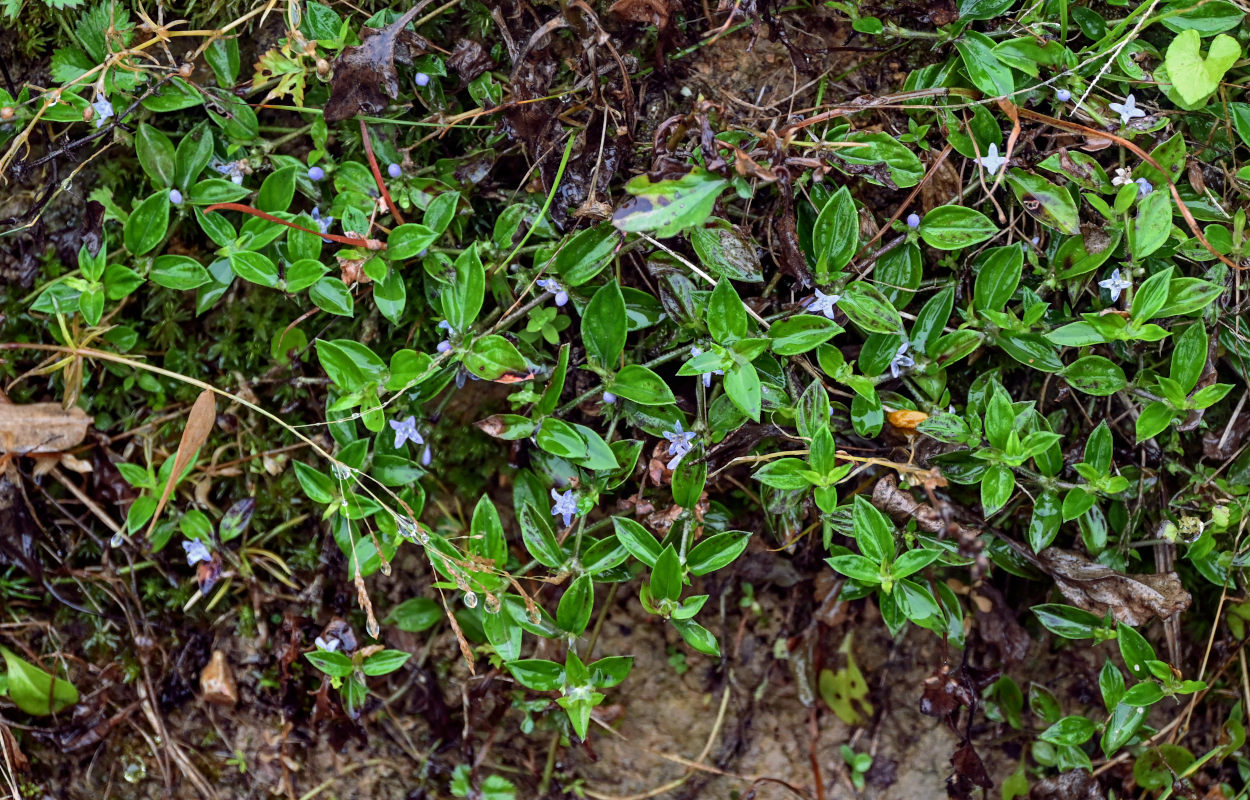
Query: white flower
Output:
[[806, 289, 841, 319], [889, 341, 915, 379], [182, 539, 212, 566], [314, 635, 340, 652], [1108, 94, 1145, 127], [389, 415, 424, 449], [91, 96, 114, 128], [975, 143, 1007, 175], [1111, 167, 1133, 187], [662, 421, 697, 470], [1099, 268, 1132, 302], [550, 488, 578, 528]]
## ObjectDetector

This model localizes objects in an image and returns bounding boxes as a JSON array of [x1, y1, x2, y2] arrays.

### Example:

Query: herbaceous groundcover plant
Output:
[[1, 0, 1250, 795]]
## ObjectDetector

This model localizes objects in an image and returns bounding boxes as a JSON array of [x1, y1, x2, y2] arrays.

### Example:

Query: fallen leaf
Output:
[[609, 0, 672, 29], [199, 650, 238, 707], [145, 389, 215, 539], [949, 742, 993, 798], [323, 5, 430, 123], [447, 39, 493, 83], [0, 402, 91, 454], [1037, 548, 1191, 626]]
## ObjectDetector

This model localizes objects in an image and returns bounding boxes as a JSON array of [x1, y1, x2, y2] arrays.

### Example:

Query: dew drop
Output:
[[379, 562, 392, 576], [463, 591, 478, 609], [111, 532, 125, 548], [367, 618, 380, 638], [484, 593, 501, 613]]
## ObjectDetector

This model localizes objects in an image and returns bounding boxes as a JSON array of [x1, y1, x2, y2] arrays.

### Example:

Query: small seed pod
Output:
[[0, 106, 14, 121], [178, 62, 194, 78], [82, 106, 94, 123], [316, 58, 331, 77]]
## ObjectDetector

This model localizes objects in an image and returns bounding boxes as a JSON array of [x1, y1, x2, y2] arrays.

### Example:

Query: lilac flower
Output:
[[889, 341, 914, 379], [537, 278, 569, 307], [603, 391, 617, 404], [1099, 268, 1132, 303], [1136, 177, 1153, 197], [307, 165, 326, 181], [389, 414, 424, 448], [662, 421, 697, 470], [436, 340, 452, 353], [420, 444, 432, 467], [387, 163, 402, 178], [91, 96, 114, 128], [215, 160, 245, 185], [689, 346, 723, 388], [1108, 94, 1145, 127], [314, 635, 340, 652], [975, 143, 1007, 175], [1056, 88, 1071, 102], [551, 488, 578, 528], [415, 72, 431, 87], [182, 539, 212, 566], [806, 288, 841, 319], [169, 189, 184, 205], [906, 213, 921, 229]]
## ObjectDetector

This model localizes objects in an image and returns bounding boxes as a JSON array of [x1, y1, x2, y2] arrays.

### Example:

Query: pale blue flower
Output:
[[662, 421, 696, 470], [975, 143, 1007, 175], [389, 414, 424, 448], [689, 346, 723, 388], [91, 96, 114, 128], [1099, 268, 1132, 303], [889, 341, 914, 379], [806, 289, 841, 319], [551, 488, 578, 528], [1056, 89, 1071, 102], [182, 539, 211, 566], [1109, 94, 1145, 127], [1136, 177, 1153, 197]]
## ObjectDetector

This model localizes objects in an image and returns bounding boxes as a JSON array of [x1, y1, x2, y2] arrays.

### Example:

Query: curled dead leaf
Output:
[[200, 650, 238, 706], [1037, 548, 1191, 626], [0, 402, 91, 454]]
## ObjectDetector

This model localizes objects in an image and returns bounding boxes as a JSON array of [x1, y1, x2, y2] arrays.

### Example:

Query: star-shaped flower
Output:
[[1111, 167, 1133, 187], [91, 96, 114, 128], [889, 341, 915, 379], [389, 415, 424, 449], [806, 288, 841, 319], [550, 488, 578, 528], [662, 421, 697, 470], [1135, 177, 1153, 197], [1109, 94, 1145, 127], [1099, 268, 1132, 302], [311, 207, 334, 237], [975, 143, 1007, 175], [182, 539, 212, 566]]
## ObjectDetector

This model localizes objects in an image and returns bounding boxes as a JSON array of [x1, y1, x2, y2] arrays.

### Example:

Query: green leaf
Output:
[[834, 132, 924, 188], [387, 223, 438, 261], [1040, 716, 1097, 746], [464, 335, 527, 380], [123, 191, 171, 255], [362, 649, 411, 676], [687, 531, 750, 576], [973, 245, 1023, 313], [304, 650, 354, 678], [535, 418, 588, 459], [1171, 322, 1207, 394], [672, 618, 720, 656], [1029, 491, 1062, 552], [0, 646, 78, 715], [556, 575, 594, 635], [444, 245, 485, 334], [506, 659, 564, 691], [651, 545, 682, 603], [997, 332, 1063, 372], [1164, 30, 1240, 104], [752, 457, 812, 490], [612, 169, 729, 238], [1062, 356, 1126, 396], [826, 554, 881, 583], [309, 277, 355, 316], [1032, 604, 1106, 639], [150, 255, 211, 291], [851, 495, 895, 563], [955, 31, 1014, 96], [1131, 267, 1174, 321], [611, 364, 676, 406], [724, 361, 761, 422], [387, 597, 444, 632], [1132, 190, 1173, 260], [812, 186, 857, 279], [769, 315, 842, 355], [555, 223, 618, 286], [612, 517, 662, 566], [229, 250, 280, 287], [136, 123, 175, 188], [689, 220, 763, 282], [919, 206, 997, 250], [1005, 170, 1080, 235], [981, 464, 1015, 516], [708, 279, 749, 343], [583, 280, 627, 370], [519, 504, 565, 568], [840, 282, 903, 334]]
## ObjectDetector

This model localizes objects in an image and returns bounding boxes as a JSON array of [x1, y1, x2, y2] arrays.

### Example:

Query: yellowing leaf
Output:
[[1165, 30, 1240, 105]]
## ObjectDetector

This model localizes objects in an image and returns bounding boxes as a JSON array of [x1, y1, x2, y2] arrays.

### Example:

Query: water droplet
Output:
[[528, 608, 542, 624], [367, 618, 380, 638], [484, 593, 501, 613], [331, 463, 353, 480], [463, 591, 478, 609], [122, 757, 147, 784], [111, 532, 125, 548], [379, 561, 392, 576], [396, 516, 420, 542]]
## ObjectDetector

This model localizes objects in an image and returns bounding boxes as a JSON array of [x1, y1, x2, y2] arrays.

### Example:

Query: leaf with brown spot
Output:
[[145, 389, 215, 540]]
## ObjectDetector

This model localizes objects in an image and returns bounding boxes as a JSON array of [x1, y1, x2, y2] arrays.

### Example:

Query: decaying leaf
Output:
[[323, 4, 430, 123], [199, 650, 238, 707], [1037, 548, 1191, 626], [145, 389, 215, 539], [0, 402, 91, 454], [609, 0, 672, 29]]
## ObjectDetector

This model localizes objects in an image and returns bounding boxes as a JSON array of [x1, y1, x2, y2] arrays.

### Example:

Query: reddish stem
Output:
[[202, 203, 387, 250]]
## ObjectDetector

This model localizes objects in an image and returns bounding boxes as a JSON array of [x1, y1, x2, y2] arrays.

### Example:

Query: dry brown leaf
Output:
[[0, 402, 91, 454], [200, 650, 238, 707], [1037, 548, 1191, 626], [145, 389, 215, 539], [323, 4, 430, 123]]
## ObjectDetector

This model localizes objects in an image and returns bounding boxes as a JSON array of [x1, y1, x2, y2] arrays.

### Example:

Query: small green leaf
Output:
[[919, 206, 997, 250], [1165, 30, 1240, 104], [0, 646, 78, 715], [612, 169, 729, 238]]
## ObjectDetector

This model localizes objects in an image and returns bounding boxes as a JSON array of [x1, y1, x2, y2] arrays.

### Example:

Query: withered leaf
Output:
[[609, 0, 672, 28], [1037, 548, 1191, 626], [145, 389, 215, 539], [323, 5, 430, 123], [0, 402, 91, 454], [447, 39, 493, 83], [948, 742, 993, 799]]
